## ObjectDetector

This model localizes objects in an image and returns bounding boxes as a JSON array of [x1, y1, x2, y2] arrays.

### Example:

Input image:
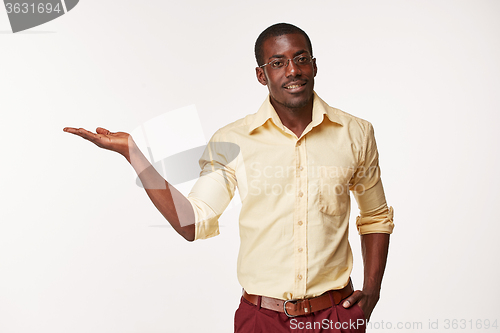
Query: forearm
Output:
[[128, 142, 195, 241], [361, 233, 390, 297], [63, 127, 196, 241]]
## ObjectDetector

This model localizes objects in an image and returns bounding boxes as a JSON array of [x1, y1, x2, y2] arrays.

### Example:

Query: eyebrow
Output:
[[268, 49, 308, 60]]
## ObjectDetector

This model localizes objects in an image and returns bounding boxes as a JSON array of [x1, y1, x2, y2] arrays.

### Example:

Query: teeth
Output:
[[286, 84, 301, 89]]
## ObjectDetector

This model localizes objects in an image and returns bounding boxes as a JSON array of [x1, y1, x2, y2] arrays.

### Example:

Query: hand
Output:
[[342, 289, 379, 322], [63, 127, 134, 161]]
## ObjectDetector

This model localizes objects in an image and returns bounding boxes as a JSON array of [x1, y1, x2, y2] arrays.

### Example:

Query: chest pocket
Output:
[[318, 166, 354, 216]]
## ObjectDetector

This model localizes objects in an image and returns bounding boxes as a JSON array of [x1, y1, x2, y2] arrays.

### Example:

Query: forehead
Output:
[[261, 33, 309, 59]]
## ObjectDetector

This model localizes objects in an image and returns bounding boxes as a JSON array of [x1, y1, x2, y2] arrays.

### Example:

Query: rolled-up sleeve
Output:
[[350, 122, 394, 235], [187, 131, 239, 240]]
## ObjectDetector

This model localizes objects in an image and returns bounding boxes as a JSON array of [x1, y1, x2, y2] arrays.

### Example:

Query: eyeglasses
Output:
[[259, 54, 315, 69]]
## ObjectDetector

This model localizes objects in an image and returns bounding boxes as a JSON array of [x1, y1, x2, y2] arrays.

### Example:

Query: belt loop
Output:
[[257, 295, 262, 309]]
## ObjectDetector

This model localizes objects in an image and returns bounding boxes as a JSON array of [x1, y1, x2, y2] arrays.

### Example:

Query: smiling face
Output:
[[256, 33, 317, 111]]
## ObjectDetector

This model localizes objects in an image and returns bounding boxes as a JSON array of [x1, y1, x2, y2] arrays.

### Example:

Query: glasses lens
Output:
[[294, 54, 312, 65], [270, 59, 286, 69]]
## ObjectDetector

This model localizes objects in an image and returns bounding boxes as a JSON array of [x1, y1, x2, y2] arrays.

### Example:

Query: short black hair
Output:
[[255, 23, 313, 67]]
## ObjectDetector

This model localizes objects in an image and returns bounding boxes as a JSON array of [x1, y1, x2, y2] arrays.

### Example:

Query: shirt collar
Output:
[[248, 91, 343, 134]]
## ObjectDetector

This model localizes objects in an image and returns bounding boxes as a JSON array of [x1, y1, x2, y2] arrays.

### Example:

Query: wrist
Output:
[[362, 283, 381, 298], [124, 136, 139, 163]]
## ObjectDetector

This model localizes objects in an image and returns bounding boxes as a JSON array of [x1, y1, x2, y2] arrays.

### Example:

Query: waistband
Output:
[[242, 279, 354, 318]]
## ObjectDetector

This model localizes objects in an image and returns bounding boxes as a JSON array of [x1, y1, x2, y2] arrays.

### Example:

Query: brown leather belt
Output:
[[243, 279, 354, 318]]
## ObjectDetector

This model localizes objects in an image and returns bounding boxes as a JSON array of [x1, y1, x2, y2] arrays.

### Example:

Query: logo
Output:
[[3, 0, 79, 33]]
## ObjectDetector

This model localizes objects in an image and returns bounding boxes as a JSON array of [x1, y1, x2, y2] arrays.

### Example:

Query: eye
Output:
[[296, 55, 309, 64], [271, 60, 284, 68]]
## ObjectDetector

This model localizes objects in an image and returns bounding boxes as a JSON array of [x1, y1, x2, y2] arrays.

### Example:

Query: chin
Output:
[[270, 89, 314, 110], [284, 95, 312, 109], [284, 101, 308, 109]]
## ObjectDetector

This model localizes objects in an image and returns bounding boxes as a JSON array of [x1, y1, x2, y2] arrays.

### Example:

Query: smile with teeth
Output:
[[285, 82, 306, 89]]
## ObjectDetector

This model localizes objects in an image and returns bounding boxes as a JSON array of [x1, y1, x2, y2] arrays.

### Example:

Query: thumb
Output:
[[343, 290, 363, 308], [96, 127, 111, 135]]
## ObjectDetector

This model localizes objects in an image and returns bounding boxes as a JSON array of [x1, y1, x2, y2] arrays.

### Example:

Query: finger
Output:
[[63, 127, 81, 134], [68, 127, 101, 143], [63, 127, 96, 139], [343, 290, 363, 308], [96, 127, 111, 135]]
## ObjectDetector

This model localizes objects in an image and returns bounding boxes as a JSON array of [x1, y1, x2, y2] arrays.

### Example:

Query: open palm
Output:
[[63, 127, 133, 161]]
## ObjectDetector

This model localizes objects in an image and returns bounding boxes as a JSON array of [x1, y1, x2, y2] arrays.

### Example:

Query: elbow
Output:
[[180, 225, 196, 242]]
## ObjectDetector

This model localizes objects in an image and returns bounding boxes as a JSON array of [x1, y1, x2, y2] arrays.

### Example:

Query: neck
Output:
[[270, 95, 314, 138]]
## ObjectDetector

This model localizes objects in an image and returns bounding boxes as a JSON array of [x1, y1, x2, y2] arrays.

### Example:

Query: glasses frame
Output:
[[259, 54, 316, 70]]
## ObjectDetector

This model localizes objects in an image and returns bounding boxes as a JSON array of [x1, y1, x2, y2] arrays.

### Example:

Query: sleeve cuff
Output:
[[187, 196, 221, 241], [356, 206, 394, 235]]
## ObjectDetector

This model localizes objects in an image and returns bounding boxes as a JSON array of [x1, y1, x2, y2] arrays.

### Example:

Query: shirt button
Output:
[[298, 221, 303, 226], [299, 166, 304, 171], [297, 274, 303, 280], [298, 191, 303, 197], [298, 247, 303, 253], [297, 141, 301, 146]]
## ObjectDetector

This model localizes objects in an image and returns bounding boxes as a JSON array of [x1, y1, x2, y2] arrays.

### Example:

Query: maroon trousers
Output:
[[234, 295, 366, 333]]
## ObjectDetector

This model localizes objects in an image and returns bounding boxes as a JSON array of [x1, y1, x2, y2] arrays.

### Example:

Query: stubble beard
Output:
[[273, 93, 313, 113]]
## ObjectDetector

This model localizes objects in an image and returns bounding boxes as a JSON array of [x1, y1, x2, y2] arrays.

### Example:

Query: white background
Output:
[[1, 0, 499, 332]]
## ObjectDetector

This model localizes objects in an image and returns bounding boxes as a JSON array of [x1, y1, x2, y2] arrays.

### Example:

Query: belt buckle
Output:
[[283, 299, 299, 318]]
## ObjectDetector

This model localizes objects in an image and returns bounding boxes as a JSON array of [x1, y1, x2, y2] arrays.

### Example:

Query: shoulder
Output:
[[210, 112, 259, 141], [317, 94, 373, 139], [333, 107, 373, 133]]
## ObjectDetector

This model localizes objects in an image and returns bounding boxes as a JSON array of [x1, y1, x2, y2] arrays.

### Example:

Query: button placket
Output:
[[293, 137, 308, 296]]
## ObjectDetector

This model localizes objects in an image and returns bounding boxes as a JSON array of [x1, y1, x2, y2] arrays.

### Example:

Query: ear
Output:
[[312, 58, 318, 77], [256, 67, 268, 86]]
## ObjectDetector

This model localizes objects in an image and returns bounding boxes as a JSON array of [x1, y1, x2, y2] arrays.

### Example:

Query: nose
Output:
[[285, 58, 301, 77]]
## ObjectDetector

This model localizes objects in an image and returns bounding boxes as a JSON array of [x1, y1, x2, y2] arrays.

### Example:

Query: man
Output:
[[64, 23, 393, 333]]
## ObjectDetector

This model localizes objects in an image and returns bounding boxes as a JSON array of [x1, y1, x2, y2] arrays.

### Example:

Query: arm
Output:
[[342, 233, 390, 321], [63, 127, 195, 241], [343, 122, 393, 320]]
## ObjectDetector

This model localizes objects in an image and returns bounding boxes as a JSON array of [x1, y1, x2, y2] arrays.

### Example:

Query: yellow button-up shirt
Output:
[[187, 92, 394, 300]]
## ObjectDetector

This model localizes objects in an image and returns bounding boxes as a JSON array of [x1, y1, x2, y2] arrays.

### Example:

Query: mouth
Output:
[[283, 81, 307, 92]]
